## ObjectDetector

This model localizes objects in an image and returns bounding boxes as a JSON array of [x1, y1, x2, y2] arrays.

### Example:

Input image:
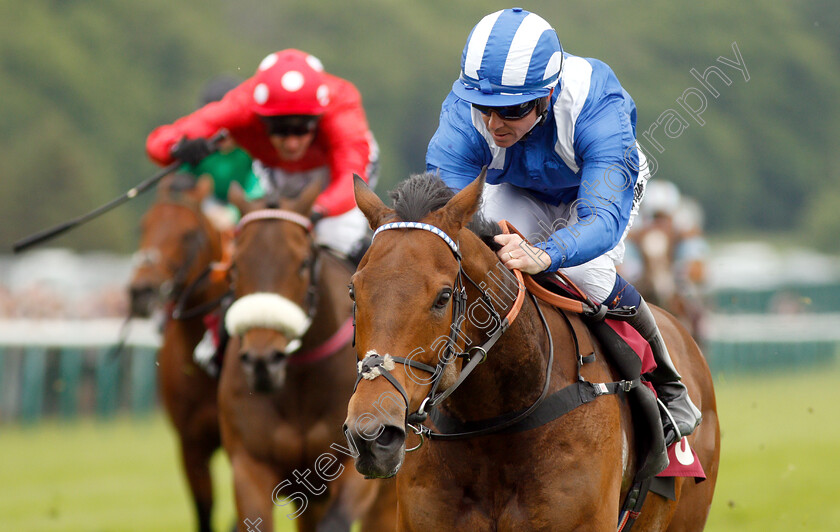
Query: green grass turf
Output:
[[0, 415, 243, 532], [705, 359, 840, 531], [0, 361, 837, 531]]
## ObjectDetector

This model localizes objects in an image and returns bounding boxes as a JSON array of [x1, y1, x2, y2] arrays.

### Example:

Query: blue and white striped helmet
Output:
[[454, 8, 563, 106]]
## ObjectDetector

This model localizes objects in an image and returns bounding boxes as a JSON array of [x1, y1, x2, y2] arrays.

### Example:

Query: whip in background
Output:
[[11, 130, 227, 254]]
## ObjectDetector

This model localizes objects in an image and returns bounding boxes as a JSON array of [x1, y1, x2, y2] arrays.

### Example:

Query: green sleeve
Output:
[[183, 147, 261, 202], [241, 169, 265, 201]]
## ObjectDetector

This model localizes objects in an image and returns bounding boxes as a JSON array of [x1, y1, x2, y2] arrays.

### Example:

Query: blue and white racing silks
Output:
[[426, 53, 645, 271]]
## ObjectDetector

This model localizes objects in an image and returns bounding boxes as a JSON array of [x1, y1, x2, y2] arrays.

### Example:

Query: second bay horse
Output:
[[219, 180, 396, 531], [129, 173, 228, 532]]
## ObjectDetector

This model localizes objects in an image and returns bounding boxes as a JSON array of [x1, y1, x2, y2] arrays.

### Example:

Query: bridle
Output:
[[353, 221, 557, 445], [135, 199, 219, 308], [233, 208, 319, 327], [228, 208, 356, 363]]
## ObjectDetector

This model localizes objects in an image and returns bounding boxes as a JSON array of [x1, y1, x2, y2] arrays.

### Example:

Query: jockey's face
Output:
[[260, 114, 320, 161], [269, 130, 317, 161], [480, 106, 540, 148]]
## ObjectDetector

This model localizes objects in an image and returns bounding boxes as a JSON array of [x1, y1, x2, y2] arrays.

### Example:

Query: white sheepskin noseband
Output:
[[225, 292, 311, 338], [357, 350, 396, 380]]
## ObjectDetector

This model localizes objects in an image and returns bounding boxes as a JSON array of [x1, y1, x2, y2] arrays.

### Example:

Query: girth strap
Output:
[[428, 377, 640, 437]]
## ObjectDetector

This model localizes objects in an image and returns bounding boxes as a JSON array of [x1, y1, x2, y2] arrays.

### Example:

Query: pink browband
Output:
[[236, 209, 313, 234]]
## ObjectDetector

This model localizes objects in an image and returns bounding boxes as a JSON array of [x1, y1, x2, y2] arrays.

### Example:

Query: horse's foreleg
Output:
[[316, 464, 384, 532], [357, 477, 397, 532], [230, 451, 280, 532], [179, 437, 217, 532], [160, 321, 220, 532]]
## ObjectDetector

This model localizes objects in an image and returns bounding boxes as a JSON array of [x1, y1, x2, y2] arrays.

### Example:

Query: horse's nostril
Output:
[[375, 426, 404, 448], [130, 286, 154, 299], [129, 286, 157, 317]]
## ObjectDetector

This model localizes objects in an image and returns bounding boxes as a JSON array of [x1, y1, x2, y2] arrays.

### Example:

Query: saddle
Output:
[[496, 220, 669, 483], [528, 271, 669, 483]]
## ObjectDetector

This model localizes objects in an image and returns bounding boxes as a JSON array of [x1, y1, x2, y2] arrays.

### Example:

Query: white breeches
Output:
[[480, 172, 649, 303]]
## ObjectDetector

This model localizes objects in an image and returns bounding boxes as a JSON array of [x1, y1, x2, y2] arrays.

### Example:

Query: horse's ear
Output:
[[354, 174, 393, 229], [439, 167, 486, 232], [194, 175, 214, 202], [157, 173, 175, 198], [228, 181, 249, 213]]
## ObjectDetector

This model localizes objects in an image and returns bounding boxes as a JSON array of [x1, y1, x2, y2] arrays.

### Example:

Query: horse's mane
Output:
[[389, 173, 502, 251]]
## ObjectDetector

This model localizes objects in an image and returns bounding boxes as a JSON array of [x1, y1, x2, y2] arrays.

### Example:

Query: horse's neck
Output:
[[444, 234, 552, 419], [180, 214, 225, 309], [202, 215, 225, 264]]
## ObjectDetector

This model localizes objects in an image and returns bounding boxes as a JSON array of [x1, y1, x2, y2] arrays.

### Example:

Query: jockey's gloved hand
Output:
[[309, 208, 325, 225], [171, 137, 215, 166]]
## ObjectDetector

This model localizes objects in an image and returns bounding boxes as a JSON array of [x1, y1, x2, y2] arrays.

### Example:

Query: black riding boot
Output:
[[627, 298, 702, 446]]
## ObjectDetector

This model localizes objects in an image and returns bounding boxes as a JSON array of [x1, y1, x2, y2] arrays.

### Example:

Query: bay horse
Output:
[[344, 172, 719, 531], [219, 180, 396, 531], [129, 173, 229, 532]]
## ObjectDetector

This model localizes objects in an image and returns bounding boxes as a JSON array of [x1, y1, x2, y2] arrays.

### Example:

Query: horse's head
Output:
[[344, 170, 493, 478], [129, 173, 217, 317], [224, 179, 322, 393], [634, 217, 679, 308]]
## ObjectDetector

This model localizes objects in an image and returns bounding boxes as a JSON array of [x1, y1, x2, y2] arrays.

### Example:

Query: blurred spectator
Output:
[[12, 284, 67, 318], [0, 252, 131, 319], [621, 180, 709, 340]]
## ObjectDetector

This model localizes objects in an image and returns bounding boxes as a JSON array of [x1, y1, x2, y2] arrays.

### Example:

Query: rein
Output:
[[171, 262, 231, 320]]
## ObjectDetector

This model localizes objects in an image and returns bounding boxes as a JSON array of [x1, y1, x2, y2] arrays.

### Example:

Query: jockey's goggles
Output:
[[260, 114, 320, 137], [472, 98, 539, 120]]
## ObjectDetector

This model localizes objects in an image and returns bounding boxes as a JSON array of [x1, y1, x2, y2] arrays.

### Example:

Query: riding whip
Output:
[[12, 130, 228, 253]]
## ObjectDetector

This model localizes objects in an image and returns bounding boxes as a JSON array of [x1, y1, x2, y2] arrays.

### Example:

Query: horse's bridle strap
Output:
[[236, 209, 313, 234], [361, 220, 530, 424], [289, 317, 354, 366], [354, 353, 439, 409], [374, 222, 460, 258]]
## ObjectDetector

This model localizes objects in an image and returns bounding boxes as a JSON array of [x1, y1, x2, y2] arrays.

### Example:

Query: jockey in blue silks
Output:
[[426, 7, 701, 443]]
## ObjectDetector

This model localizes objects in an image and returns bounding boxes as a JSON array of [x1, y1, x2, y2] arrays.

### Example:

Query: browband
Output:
[[373, 222, 460, 258]]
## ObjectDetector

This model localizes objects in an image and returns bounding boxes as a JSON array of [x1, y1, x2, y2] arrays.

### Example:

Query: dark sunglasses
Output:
[[472, 99, 539, 120], [260, 115, 320, 137]]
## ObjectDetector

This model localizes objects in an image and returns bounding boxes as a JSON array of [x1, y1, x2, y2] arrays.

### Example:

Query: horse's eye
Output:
[[299, 257, 311, 275], [433, 288, 452, 309], [348, 284, 356, 301]]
